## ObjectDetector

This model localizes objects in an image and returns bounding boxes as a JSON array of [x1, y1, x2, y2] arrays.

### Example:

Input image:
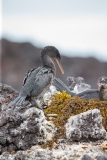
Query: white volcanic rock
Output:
[[0, 143, 107, 160], [43, 85, 59, 106], [66, 109, 106, 141]]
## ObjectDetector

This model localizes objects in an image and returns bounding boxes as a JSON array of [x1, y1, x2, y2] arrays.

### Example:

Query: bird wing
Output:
[[34, 68, 53, 86], [76, 89, 99, 100], [20, 67, 53, 97], [52, 78, 99, 100], [8, 67, 52, 108], [23, 67, 39, 86], [52, 78, 76, 96]]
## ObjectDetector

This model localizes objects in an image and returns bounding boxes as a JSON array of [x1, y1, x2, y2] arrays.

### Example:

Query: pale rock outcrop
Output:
[[0, 83, 107, 159], [66, 109, 106, 141]]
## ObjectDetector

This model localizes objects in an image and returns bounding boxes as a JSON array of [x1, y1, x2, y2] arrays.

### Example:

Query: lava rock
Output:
[[0, 106, 55, 153], [0, 83, 107, 159], [96, 156, 107, 160], [0, 84, 56, 153], [80, 154, 93, 160], [66, 109, 106, 141]]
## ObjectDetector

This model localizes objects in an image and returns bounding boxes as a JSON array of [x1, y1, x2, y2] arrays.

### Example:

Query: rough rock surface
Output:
[[0, 143, 107, 160], [0, 83, 18, 110], [0, 106, 55, 153], [43, 85, 59, 106], [66, 109, 106, 141], [0, 83, 107, 159], [0, 83, 56, 153]]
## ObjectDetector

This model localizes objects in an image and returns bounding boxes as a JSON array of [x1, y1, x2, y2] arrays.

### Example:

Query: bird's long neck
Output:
[[42, 54, 56, 75]]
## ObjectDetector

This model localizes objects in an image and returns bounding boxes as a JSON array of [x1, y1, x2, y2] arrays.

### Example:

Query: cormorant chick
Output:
[[74, 77, 91, 93], [97, 76, 107, 101], [66, 76, 76, 90]]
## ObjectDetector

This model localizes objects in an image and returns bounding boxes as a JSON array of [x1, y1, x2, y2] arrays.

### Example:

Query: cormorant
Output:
[[97, 76, 107, 101], [66, 76, 91, 93], [74, 77, 91, 93], [8, 46, 64, 108], [66, 76, 76, 90]]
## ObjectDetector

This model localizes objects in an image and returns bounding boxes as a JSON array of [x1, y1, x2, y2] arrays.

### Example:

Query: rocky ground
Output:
[[0, 83, 107, 160]]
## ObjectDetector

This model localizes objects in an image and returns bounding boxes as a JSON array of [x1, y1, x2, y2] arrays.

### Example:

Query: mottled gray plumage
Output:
[[97, 76, 107, 101], [76, 77, 84, 84], [8, 46, 64, 108], [74, 77, 91, 93], [66, 76, 91, 93], [66, 76, 76, 90]]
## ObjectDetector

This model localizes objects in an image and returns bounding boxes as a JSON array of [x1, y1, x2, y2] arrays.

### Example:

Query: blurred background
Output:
[[0, 0, 107, 90]]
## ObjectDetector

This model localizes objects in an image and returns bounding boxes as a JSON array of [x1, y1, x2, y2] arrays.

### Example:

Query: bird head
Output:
[[97, 76, 107, 90], [41, 46, 64, 74], [76, 77, 84, 85], [66, 76, 76, 85]]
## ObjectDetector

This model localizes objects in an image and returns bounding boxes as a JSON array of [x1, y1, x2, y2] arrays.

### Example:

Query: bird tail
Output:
[[7, 96, 26, 108], [52, 78, 76, 96]]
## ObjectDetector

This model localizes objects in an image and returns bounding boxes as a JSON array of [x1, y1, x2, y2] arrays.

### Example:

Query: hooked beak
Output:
[[55, 58, 64, 74]]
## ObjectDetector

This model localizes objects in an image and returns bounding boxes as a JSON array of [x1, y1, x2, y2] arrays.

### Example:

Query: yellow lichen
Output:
[[42, 91, 107, 149]]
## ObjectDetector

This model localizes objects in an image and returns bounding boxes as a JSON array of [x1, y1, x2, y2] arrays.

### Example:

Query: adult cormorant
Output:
[[8, 46, 64, 108]]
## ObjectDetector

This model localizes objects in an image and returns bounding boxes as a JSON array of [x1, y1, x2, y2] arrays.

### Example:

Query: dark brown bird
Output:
[[8, 46, 64, 108]]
